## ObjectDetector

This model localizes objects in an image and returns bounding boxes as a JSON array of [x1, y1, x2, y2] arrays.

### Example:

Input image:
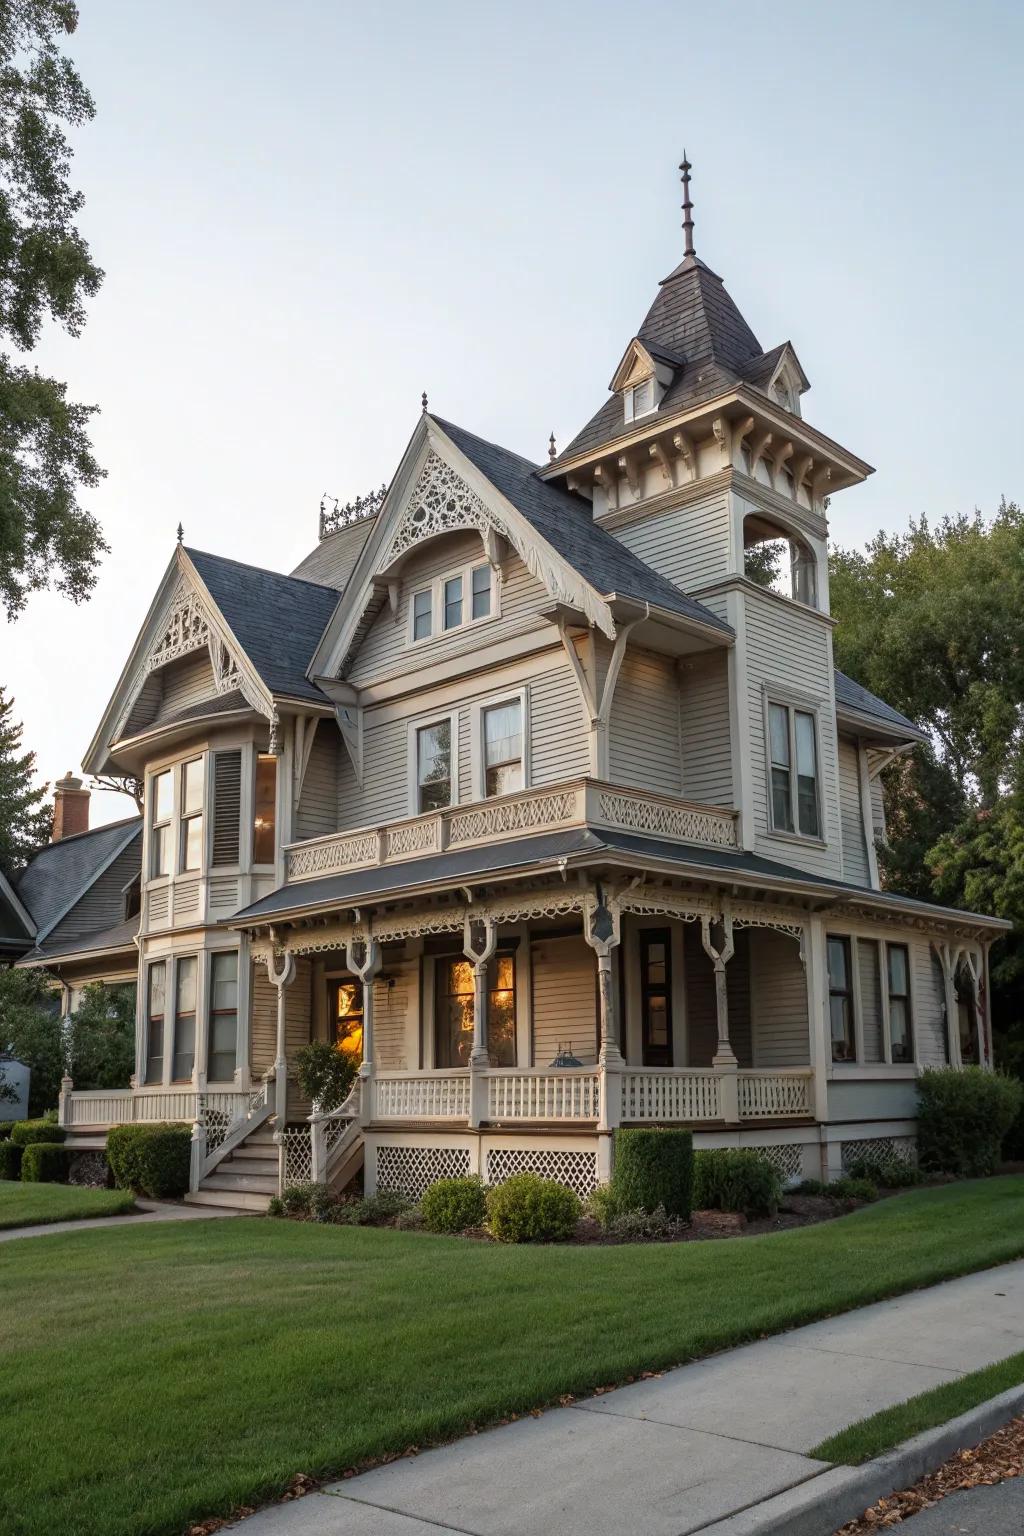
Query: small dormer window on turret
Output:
[[627, 378, 656, 421]]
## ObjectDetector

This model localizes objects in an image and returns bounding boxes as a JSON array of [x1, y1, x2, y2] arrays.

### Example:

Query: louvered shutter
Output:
[[211, 750, 242, 866]]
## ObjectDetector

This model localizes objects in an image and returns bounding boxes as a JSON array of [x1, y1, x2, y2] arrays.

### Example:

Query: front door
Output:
[[640, 928, 673, 1067]]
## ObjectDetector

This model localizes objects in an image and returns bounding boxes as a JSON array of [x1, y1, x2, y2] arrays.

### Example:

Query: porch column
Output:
[[464, 914, 497, 1129], [701, 911, 739, 1123], [802, 919, 830, 1125], [58, 1075, 73, 1130], [584, 892, 623, 1177], [267, 945, 296, 1190], [348, 937, 381, 1127], [934, 942, 963, 1068]]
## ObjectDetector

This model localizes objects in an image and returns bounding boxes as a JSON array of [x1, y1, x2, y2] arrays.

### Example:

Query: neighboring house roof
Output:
[[14, 818, 142, 947], [834, 670, 927, 742], [434, 417, 733, 636], [18, 915, 140, 967], [0, 869, 36, 958], [231, 822, 1007, 932], [184, 548, 340, 704]]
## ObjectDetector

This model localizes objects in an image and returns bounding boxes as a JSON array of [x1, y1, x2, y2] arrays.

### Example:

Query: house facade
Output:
[[51, 167, 1005, 1209]]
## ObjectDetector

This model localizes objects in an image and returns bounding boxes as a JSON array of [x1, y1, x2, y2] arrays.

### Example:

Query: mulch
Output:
[[835, 1415, 1024, 1531]]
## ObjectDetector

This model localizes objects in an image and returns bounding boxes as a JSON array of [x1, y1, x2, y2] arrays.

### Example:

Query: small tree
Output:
[[293, 1040, 358, 1113], [67, 982, 135, 1090], [0, 965, 62, 1114], [0, 688, 51, 878]]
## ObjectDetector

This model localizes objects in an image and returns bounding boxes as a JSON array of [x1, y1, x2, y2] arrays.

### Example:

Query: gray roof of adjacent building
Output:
[[14, 818, 142, 945]]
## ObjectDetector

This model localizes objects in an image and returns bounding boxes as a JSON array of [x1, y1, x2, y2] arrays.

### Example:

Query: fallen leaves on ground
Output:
[[836, 1415, 1024, 1531]]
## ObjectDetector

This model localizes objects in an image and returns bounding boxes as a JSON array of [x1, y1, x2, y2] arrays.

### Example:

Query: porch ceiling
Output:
[[228, 824, 1008, 935]]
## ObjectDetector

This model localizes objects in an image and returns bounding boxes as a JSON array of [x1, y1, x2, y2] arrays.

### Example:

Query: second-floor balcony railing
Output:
[[284, 776, 739, 883]]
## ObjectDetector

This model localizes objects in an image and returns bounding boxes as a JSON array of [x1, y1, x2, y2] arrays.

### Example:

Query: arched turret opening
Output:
[[742, 512, 821, 609]]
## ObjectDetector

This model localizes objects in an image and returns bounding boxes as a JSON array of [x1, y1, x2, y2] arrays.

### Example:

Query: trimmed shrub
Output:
[[20, 1142, 68, 1183], [10, 1118, 66, 1148], [421, 1176, 487, 1233], [281, 1182, 321, 1216], [267, 1195, 284, 1217], [693, 1149, 783, 1218], [607, 1203, 687, 1242], [917, 1067, 1023, 1178], [845, 1154, 922, 1189], [584, 1184, 620, 1230], [330, 1191, 412, 1227], [0, 1140, 22, 1180], [829, 1175, 878, 1202], [791, 1178, 829, 1196], [0, 1122, 12, 1139], [612, 1128, 693, 1220], [486, 1173, 580, 1243], [294, 1040, 358, 1114], [106, 1123, 190, 1198]]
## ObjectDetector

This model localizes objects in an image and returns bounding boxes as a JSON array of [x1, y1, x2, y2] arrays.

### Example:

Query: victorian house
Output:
[[43, 165, 1004, 1210]]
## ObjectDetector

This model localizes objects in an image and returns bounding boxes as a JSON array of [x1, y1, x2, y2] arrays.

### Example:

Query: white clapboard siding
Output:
[[613, 490, 731, 592], [296, 726, 339, 842], [374, 960, 416, 1070], [913, 940, 949, 1067], [745, 589, 842, 878], [529, 664, 590, 784], [750, 928, 809, 1067], [870, 775, 886, 840], [679, 649, 732, 805], [121, 672, 163, 738], [250, 957, 313, 1077], [530, 935, 597, 1066], [609, 648, 683, 795], [337, 715, 408, 828], [290, 517, 376, 589], [857, 937, 884, 1063], [838, 737, 870, 886], [157, 652, 218, 721]]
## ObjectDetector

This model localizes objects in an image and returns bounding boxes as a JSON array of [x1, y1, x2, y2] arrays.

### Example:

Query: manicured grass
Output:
[[811, 1348, 1024, 1464], [3, 1178, 1024, 1536], [0, 1179, 135, 1230]]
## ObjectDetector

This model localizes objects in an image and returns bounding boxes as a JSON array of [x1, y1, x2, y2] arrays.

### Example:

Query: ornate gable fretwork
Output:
[[149, 582, 209, 669]]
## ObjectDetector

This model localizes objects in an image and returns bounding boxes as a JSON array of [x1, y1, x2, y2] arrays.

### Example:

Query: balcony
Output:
[[284, 777, 739, 884]]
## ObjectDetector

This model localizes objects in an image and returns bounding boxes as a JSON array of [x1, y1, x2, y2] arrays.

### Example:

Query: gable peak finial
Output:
[[421, 390, 428, 414], [679, 151, 695, 259], [548, 431, 556, 462], [176, 522, 184, 544]]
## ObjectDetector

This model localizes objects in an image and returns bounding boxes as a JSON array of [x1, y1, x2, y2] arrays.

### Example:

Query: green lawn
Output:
[[811, 1347, 1024, 1464], [0, 1179, 135, 1230], [3, 1178, 1024, 1536]]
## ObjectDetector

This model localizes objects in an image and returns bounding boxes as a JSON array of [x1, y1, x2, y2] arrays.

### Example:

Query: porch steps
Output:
[[186, 1130, 281, 1213], [184, 1188, 272, 1213]]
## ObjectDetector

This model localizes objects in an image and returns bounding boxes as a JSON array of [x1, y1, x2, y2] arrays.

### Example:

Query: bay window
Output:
[[144, 961, 167, 1083], [252, 754, 277, 864], [768, 701, 820, 838], [179, 758, 204, 871], [172, 956, 197, 1081], [207, 951, 238, 1082], [151, 770, 173, 877]]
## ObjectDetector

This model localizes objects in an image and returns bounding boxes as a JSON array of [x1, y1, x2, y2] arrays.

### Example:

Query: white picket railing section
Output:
[[63, 1087, 252, 1129], [373, 1073, 471, 1120], [621, 1070, 722, 1122], [737, 1070, 813, 1119], [487, 1071, 600, 1121]]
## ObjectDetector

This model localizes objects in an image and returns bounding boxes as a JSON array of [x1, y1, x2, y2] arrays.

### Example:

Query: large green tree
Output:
[[0, 0, 105, 618], [0, 684, 50, 877]]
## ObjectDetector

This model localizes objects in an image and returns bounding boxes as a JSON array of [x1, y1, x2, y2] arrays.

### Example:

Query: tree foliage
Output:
[[0, 0, 106, 617], [0, 962, 61, 1113], [0, 683, 50, 877], [66, 981, 135, 1090]]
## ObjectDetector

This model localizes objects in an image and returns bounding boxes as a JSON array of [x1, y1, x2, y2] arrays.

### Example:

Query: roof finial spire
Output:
[[548, 431, 556, 463], [421, 390, 428, 414], [679, 151, 695, 260], [176, 521, 184, 544]]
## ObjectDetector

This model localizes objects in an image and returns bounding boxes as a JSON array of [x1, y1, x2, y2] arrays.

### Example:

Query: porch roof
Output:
[[230, 824, 1009, 934]]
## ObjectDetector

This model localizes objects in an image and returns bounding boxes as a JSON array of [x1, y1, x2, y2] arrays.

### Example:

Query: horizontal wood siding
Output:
[[679, 650, 732, 805], [250, 964, 275, 1077], [156, 652, 218, 721], [529, 663, 590, 784], [374, 959, 416, 1071], [121, 673, 162, 737], [838, 737, 870, 886], [337, 715, 407, 827], [870, 775, 886, 839], [749, 928, 809, 1067], [530, 934, 597, 1066], [857, 937, 884, 1063], [609, 648, 682, 795], [296, 725, 339, 841], [913, 940, 948, 1067], [613, 490, 731, 592], [745, 589, 842, 877]]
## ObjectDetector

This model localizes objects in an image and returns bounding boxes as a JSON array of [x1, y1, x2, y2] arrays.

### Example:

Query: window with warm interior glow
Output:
[[434, 951, 516, 1068], [640, 928, 672, 1066], [330, 978, 364, 1062], [252, 754, 277, 863]]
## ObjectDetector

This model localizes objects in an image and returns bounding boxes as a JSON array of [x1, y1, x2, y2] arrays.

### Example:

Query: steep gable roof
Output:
[[0, 869, 35, 957], [833, 669, 928, 742], [15, 817, 142, 945]]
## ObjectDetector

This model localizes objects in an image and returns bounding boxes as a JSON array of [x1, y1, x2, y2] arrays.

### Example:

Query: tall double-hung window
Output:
[[416, 719, 453, 812], [482, 699, 523, 797], [179, 758, 204, 871], [768, 702, 820, 838], [150, 770, 173, 877]]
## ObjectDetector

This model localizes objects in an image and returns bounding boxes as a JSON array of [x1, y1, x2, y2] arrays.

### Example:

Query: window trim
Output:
[[206, 948, 240, 1084], [407, 709, 460, 816], [178, 756, 204, 873], [639, 927, 673, 1068], [470, 687, 530, 800], [431, 946, 518, 1069], [149, 768, 174, 880], [623, 376, 658, 423], [762, 690, 825, 845], [884, 940, 914, 1065], [144, 959, 167, 1084], [251, 751, 278, 868], [406, 559, 500, 646]]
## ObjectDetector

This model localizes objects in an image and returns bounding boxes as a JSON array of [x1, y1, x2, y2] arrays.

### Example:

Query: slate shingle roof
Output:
[[15, 818, 142, 942], [22, 915, 140, 964], [135, 690, 254, 735], [833, 670, 927, 740], [185, 548, 340, 704], [557, 257, 787, 463], [436, 417, 732, 636]]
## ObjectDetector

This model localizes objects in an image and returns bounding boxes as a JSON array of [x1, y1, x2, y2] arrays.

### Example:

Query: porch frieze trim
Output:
[[617, 886, 715, 924], [828, 901, 994, 944], [728, 902, 807, 940]]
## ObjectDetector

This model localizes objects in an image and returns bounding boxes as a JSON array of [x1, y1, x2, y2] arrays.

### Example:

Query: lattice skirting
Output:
[[376, 1145, 471, 1199], [746, 1142, 804, 1181], [841, 1135, 917, 1170], [283, 1126, 313, 1186], [485, 1147, 598, 1198]]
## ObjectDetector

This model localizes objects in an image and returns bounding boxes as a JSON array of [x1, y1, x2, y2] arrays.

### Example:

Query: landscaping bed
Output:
[[0, 1180, 135, 1230]]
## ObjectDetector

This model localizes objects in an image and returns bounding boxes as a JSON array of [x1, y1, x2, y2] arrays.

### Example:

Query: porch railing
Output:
[[59, 1086, 255, 1131], [737, 1069, 814, 1119], [622, 1069, 722, 1122], [487, 1069, 600, 1121], [373, 1072, 471, 1120], [283, 776, 738, 882]]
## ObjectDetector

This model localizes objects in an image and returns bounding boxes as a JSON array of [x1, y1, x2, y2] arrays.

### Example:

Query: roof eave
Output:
[[835, 705, 927, 747]]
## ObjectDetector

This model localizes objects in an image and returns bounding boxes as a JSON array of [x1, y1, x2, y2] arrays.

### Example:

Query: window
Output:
[[640, 928, 672, 1067], [827, 936, 855, 1062], [207, 951, 238, 1081], [482, 699, 523, 797], [626, 378, 655, 421], [151, 770, 173, 877], [471, 564, 492, 620], [768, 701, 820, 838], [887, 944, 913, 1063], [179, 758, 204, 872], [412, 588, 432, 641], [172, 956, 197, 1081], [330, 979, 364, 1062], [145, 961, 166, 1083], [434, 951, 516, 1068], [443, 574, 463, 630], [416, 719, 452, 812], [252, 754, 277, 864]]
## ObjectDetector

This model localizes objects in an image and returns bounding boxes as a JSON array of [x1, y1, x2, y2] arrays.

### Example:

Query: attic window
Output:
[[626, 378, 656, 423]]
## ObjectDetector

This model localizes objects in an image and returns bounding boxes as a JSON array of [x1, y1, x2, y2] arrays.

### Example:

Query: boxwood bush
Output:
[[10, 1119, 67, 1148], [107, 1123, 190, 1198], [486, 1173, 580, 1242], [421, 1175, 486, 1233], [692, 1148, 782, 1217], [20, 1142, 68, 1183], [612, 1128, 693, 1219], [917, 1067, 1023, 1178], [0, 1140, 22, 1180]]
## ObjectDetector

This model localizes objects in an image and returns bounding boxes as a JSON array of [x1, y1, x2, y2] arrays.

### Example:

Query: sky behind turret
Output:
[[2, 0, 1020, 826]]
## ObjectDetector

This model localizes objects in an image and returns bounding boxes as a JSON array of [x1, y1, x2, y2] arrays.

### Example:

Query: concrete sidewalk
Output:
[[228, 1260, 1024, 1536], [0, 1197, 232, 1242]]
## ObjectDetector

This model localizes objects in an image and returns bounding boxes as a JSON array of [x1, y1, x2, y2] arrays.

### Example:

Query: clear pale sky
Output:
[[2, 0, 1021, 829]]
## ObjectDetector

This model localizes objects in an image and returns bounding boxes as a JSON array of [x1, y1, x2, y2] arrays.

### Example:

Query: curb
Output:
[[698, 1382, 1024, 1536]]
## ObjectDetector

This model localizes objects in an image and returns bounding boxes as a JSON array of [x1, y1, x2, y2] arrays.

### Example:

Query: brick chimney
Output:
[[52, 772, 90, 842]]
